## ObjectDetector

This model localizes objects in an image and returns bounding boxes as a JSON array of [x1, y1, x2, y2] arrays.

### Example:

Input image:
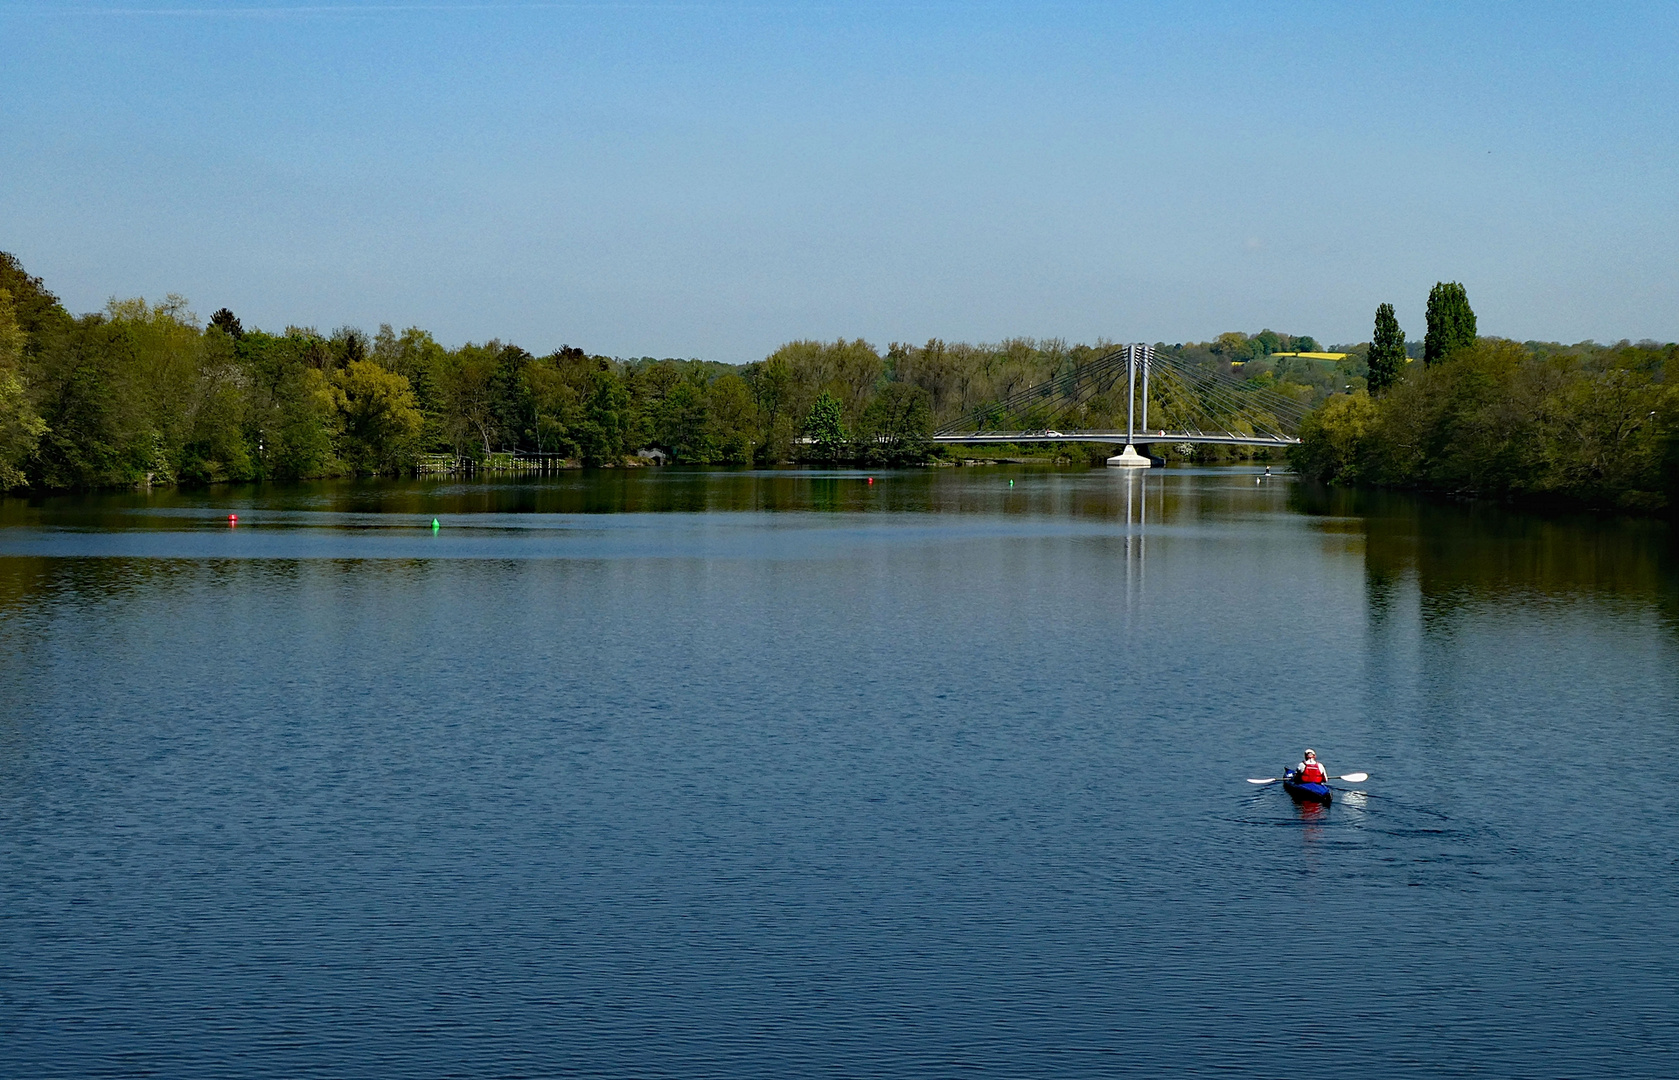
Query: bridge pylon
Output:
[[1106, 344, 1154, 468]]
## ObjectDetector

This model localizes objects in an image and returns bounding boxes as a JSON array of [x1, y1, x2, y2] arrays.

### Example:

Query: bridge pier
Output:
[[1106, 445, 1152, 468], [1108, 345, 1154, 468]]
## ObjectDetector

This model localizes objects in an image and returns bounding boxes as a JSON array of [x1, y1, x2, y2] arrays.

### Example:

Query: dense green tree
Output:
[[105, 296, 223, 483], [856, 383, 931, 465], [29, 315, 151, 487], [523, 357, 584, 458], [0, 289, 48, 489], [372, 325, 442, 399], [1423, 282, 1477, 366], [1211, 332, 1256, 361], [747, 354, 794, 463], [263, 365, 336, 480], [330, 326, 369, 369], [667, 380, 718, 462], [331, 359, 423, 474], [210, 308, 244, 339], [25, 298, 203, 486], [803, 390, 846, 462], [639, 361, 685, 451], [177, 325, 252, 483], [829, 338, 885, 425], [578, 368, 633, 465], [1367, 303, 1406, 394], [490, 345, 536, 450], [235, 328, 331, 479], [435, 342, 504, 456], [709, 373, 758, 463], [1293, 391, 1378, 482], [0, 252, 70, 350], [893, 339, 957, 417]]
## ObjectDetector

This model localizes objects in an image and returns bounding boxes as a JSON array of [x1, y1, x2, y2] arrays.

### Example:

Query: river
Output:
[[2, 467, 1676, 1077]]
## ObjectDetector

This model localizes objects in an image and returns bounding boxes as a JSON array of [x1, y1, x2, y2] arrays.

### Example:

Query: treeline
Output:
[[1294, 283, 1679, 512], [2, 251, 1353, 490], [1153, 330, 1370, 404]]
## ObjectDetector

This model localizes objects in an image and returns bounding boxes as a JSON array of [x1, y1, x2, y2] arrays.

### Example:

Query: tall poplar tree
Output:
[[1423, 282, 1477, 366], [1367, 303, 1406, 394]]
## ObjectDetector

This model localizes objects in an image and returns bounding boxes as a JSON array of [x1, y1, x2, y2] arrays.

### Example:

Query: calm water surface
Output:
[[2, 467, 1677, 1078]]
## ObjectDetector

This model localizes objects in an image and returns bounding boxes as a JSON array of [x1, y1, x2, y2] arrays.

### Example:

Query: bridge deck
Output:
[[932, 431, 1300, 448]]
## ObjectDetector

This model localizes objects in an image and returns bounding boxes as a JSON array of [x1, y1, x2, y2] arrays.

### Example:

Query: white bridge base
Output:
[[1106, 445, 1153, 468]]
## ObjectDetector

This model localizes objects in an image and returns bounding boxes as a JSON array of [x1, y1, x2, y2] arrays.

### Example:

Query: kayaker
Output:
[[1296, 749, 1327, 784]]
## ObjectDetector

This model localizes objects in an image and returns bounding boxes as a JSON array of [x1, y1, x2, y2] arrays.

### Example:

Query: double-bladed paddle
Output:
[[1247, 771, 1368, 785]]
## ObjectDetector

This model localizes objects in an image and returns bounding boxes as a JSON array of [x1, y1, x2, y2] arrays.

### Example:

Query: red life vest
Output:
[[1300, 761, 1326, 783]]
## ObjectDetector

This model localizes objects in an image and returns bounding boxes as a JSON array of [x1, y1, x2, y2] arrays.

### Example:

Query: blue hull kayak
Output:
[[1283, 772, 1332, 805]]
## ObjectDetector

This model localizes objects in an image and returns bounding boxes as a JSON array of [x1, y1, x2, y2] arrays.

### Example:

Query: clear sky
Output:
[[3, 1, 1675, 361]]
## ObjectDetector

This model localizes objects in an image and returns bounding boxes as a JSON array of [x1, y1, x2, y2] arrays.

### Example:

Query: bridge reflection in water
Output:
[[1116, 467, 1155, 602]]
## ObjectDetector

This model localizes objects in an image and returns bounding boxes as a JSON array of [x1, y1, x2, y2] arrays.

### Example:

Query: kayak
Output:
[[1282, 769, 1332, 805]]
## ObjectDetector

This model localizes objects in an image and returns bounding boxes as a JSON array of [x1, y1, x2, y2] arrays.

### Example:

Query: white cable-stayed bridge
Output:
[[931, 344, 1309, 466]]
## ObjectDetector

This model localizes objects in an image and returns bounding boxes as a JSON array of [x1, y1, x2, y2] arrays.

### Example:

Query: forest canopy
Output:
[[0, 252, 1354, 490], [6, 252, 1674, 513], [1293, 336, 1679, 511], [1293, 289, 1679, 512]]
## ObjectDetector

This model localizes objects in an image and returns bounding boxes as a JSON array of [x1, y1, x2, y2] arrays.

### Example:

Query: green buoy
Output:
[[432, 518, 440, 532]]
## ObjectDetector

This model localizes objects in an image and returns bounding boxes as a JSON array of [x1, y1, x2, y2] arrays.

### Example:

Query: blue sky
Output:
[[3, 1, 1675, 361]]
